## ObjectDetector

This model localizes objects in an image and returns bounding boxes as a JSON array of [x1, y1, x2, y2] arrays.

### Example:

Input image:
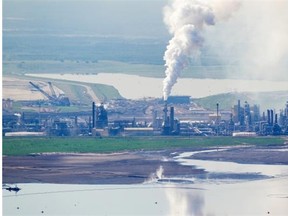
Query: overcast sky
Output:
[[3, 0, 169, 38], [3, 0, 288, 81]]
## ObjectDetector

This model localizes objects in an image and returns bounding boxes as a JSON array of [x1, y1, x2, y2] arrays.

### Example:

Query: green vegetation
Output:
[[3, 136, 286, 156], [194, 92, 251, 110], [52, 80, 123, 103], [3, 59, 229, 79], [90, 83, 123, 101], [3, 60, 165, 77], [194, 91, 288, 111], [53, 82, 92, 105]]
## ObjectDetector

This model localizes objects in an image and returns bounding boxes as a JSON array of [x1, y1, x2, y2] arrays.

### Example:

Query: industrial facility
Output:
[[2, 94, 288, 137], [29, 81, 70, 106]]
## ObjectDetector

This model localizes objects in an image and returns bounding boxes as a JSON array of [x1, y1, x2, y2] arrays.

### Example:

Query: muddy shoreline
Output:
[[3, 145, 288, 185]]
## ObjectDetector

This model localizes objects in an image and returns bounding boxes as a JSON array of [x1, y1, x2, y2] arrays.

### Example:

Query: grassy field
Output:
[[2, 136, 286, 156]]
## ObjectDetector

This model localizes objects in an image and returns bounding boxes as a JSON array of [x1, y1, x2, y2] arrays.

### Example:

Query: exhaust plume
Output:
[[144, 165, 165, 183], [162, 0, 240, 100], [156, 165, 164, 179]]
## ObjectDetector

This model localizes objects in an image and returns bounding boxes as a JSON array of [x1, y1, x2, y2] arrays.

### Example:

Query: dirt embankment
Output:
[[3, 145, 288, 185], [2, 151, 204, 185], [191, 146, 288, 165]]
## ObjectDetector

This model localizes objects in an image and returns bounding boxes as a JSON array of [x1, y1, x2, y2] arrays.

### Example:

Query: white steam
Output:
[[165, 187, 205, 216], [144, 165, 164, 183], [156, 165, 164, 179], [236, 0, 288, 81], [200, 0, 288, 81], [162, 0, 240, 100]]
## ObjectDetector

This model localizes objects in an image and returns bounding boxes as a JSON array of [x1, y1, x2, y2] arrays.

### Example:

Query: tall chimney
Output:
[[163, 101, 168, 126], [92, 102, 95, 128], [237, 100, 241, 123], [152, 110, 157, 129], [170, 106, 174, 132], [216, 103, 219, 122], [275, 114, 278, 124], [267, 109, 270, 125], [270, 109, 274, 125]]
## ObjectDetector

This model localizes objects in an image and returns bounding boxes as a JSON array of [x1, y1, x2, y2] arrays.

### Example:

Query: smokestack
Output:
[[275, 114, 278, 124], [163, 101, 168, 126], [237, 100, 241, 122], [270, 109, 274, 125], [216, 103, 219, 122], [75, 116, 78, 127], [92, 102, 95, 128], [170, 106, 174, 132], [153, 110, 157, 129], [267, 109, 270, 125]]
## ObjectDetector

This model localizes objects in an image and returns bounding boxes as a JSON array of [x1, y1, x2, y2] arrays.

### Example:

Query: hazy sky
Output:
[[3, 0, 288, 81], [3, 0, 168, 38], [204, 0, 288, 80]]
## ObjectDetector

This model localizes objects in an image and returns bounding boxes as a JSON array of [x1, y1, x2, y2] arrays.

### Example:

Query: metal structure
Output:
[[162, 101, 179, 135], [29, 81, 70, 106], [92, 102, 108, 129], [48, 82, 57, 98], [3, 95, 288, 137]]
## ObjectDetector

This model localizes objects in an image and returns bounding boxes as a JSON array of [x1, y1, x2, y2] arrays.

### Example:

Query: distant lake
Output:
[[27, 73, 288, 99]]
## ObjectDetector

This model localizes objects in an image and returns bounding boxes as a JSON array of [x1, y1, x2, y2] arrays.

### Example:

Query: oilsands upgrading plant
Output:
[[2, 96, 288, 137]]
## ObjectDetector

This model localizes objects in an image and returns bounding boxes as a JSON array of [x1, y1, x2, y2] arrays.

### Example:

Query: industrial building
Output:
[[2, 97, 288, 137]]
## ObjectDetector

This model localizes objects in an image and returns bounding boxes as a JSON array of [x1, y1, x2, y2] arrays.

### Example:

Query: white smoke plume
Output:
[[162, 0, 240, 100], [156, 165, 164, 179], [144, 165, 165, 183]]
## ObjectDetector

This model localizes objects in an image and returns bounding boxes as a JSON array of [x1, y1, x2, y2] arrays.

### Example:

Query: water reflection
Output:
[[165, 187, 205, 216], [3, 178, 288, 215], [3, 150, 288, 215]]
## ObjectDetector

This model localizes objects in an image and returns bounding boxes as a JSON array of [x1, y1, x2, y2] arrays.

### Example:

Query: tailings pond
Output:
[[3, 149, 288, 215]]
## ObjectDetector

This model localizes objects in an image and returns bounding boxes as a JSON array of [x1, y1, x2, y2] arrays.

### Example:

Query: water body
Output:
[[3, 150, 288, 216], [26, 73, 288, 99]]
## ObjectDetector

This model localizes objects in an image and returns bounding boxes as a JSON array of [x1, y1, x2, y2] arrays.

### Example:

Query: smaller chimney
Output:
[[170, 106, 174, 132], [216, 103, 219, 122], [92, 102, 96, 128]]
